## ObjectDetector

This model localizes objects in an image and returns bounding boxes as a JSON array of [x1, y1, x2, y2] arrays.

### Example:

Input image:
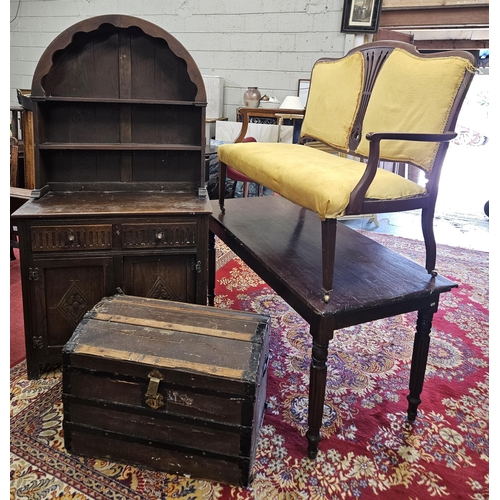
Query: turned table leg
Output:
[[306, 335, 331, 459], [306, 317, 335, 459], [407, 307, 436, 421]]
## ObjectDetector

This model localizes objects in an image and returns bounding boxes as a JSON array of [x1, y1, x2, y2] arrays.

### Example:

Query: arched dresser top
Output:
[[31, 14, 206, 103]]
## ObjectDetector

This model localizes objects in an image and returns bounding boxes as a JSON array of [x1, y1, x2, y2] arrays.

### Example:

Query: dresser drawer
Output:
[[31, 225, 113, 252], [121, 223, 197, 249]]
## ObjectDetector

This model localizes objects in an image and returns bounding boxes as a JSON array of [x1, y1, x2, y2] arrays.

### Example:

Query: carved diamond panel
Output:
[[148, 275, 182, 301], [56, 282, 92, 327]]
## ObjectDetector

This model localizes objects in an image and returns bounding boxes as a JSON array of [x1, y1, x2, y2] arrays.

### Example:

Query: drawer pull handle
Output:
[[156, 232, 164, 241], [67, 234, 75, 242], [145, 370, 164, 409]]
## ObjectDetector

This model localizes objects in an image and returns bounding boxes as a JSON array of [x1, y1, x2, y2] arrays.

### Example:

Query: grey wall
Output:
[[10, 0, 362, 119]]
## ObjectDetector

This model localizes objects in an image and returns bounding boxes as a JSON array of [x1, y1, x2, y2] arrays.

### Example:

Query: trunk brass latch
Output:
[[145, 370, 165, 409]]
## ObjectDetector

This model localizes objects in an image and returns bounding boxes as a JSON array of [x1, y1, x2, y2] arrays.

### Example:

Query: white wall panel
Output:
[[10, 0, 348, 119]]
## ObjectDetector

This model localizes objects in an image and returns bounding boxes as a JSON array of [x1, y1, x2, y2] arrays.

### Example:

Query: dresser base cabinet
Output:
[[14, 191, 211, 379]]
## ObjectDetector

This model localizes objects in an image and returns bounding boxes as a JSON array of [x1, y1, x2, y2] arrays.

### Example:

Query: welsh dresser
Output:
[[12, 15, 211, 379]]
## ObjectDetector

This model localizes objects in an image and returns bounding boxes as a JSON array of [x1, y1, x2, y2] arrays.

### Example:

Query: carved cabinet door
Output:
[[26, 256, 115, 378], [122, 254, 198, 304]]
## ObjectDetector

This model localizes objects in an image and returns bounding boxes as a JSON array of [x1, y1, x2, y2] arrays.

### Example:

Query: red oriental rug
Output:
[[10, 234, 489, 499]]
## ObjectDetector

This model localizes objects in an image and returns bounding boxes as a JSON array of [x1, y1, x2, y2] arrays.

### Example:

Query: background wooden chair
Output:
[[10, 136, 31, 260], [218, 41, 476, 302], [10, 137, 19, 188], [10, 137, 20, 260], [222, 106, 306, 199]]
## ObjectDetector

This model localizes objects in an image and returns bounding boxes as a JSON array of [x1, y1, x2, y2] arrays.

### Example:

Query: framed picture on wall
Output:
[[297, 79, 310, 107], [341, 0, 383, 34]]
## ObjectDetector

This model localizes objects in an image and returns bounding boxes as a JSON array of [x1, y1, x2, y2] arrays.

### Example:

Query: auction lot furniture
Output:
[[208, 195, 457, 459], [12, 15, 211, 379], [218, 41, 476, 303], [63, 294, 270, 486]]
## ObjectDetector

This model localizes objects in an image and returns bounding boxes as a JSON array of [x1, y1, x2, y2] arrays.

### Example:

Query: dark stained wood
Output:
[[14, 191, 211, 217], [14, 192, 211, 378], [380, 5, 489, 30], [373, 27, 413, 43], [10, 105, 35, 189], [29, 16, 207, 194], [62, 294, 270, 486], [12, 16, 211, 379], [31, 15, 206, 102], [415, 39, 489, 50], [10, 137, 19, 187], [211, 197, 454, 327], [209, 196, 457, 458]]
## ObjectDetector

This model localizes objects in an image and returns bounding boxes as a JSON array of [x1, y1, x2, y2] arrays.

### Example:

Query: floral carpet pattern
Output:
[[11, 233, 489, 499]]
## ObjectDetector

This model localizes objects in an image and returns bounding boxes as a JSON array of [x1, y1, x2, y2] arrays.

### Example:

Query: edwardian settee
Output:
[[218, 41, 476, 302]]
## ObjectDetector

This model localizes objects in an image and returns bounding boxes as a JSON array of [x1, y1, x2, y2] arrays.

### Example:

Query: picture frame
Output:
[[297, 79, 310, 107], [341, 0, 383, 34]]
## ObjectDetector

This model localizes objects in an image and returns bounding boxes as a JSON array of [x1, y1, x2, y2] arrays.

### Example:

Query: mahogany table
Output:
[[208, 196, 457, 459]]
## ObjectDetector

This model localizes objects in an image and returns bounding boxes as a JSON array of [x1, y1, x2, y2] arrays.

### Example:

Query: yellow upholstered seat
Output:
[[218, 142, 425, 220]]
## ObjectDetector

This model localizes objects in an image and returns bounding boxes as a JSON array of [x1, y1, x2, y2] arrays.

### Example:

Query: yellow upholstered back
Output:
[[219, 43, 475, 221], [355, 48, 475, 172], [301, 52, 364, 151]]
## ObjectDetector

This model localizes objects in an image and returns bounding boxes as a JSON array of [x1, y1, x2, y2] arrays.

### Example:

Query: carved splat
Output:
[[348, 47, 394, 152]]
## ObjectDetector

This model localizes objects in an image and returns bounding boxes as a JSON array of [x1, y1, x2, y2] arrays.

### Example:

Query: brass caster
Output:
[[323, 293, 330, 303], [430, 270, 438, 277]]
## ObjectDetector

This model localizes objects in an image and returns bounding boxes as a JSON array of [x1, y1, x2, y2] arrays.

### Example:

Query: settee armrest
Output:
[[347, 131, 458, 213], [366, 131, 457, 143]]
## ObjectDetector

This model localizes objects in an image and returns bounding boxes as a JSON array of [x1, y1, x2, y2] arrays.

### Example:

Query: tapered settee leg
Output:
[[321, 218, 337, 303], [218, 161, 227, 213], [421, 207, 437, 276]]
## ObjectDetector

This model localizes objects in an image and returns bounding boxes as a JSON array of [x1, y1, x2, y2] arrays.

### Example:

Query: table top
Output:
[[12, 191, 213, 218], [210, 196, 457, 330]]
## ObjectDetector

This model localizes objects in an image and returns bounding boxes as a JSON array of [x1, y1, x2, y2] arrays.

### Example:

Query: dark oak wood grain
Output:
[[12, 16, 211, 379], [210, 196, 455, 327], [62, 294, 270, 486], [209, 196, 457, 458], [14, 192, 211, 378]]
